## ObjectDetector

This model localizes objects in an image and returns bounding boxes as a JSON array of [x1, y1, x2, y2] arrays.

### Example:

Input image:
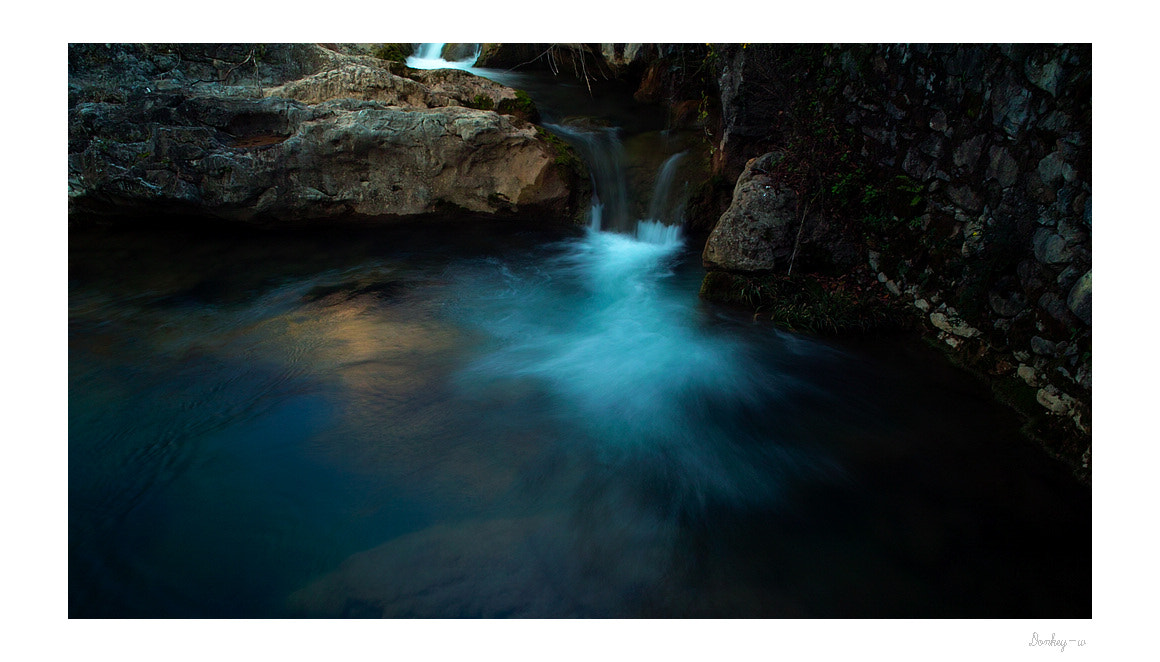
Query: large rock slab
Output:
[[68, 44, 584, 224]]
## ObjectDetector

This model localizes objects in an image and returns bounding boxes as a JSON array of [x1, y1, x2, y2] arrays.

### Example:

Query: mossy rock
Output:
[[496, 89, 539, 123], [372, 44, 413, 63], [535, 126, 588, 180], [465, 94, 495, 111], [699, 270, 916, 335]]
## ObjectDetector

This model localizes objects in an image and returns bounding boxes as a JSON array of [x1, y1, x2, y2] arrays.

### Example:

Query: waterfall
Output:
[[543, 123, 633, 234], [406, 43, 481, 70], [415, 43, 445, 60], [646, 151, 687, 226]]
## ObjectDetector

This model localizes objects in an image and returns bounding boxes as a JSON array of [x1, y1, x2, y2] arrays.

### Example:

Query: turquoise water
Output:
[[69, 220, 1090, 617]]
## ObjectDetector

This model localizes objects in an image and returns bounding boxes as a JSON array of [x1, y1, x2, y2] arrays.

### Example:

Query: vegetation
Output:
[[466, 94, 495, 111], [699, 271, 915, 336], [372, 44, 413, 63], [496, 89, 539, 122]]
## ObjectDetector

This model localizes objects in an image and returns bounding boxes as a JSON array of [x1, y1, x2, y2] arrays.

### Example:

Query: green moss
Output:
[[372, 44, 413, 63], [536, 127, 586, 174], [699, 271, 915, 335], [496, 89, 539, 122], [466, 94, 495, 111]]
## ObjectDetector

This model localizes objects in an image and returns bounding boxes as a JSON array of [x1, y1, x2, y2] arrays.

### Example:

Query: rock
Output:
[[1024, 53, 1064, 97], [947, 185, 984, 213], [264, 63, 521, 112], [1032, 228, 1072, 264], [1030, 335, 1057, 356], [952, 134, 987, 170], [600, 43, 656, 70], [702, 156, 799, 272], [939, 332, 963, 348], [1038, 291, 1078, 327], [1037, 150, 1077, 186], [440, 43, 480, 62], [991, 69, 1033, 136], [1018, 259, 1051, 298], [69, 44, 586, 225], [986, 145, 1019, 187], [988, 290, 1027, 317], [1056, 264, 1082, 290], [703, 152, 860, 274], [1036, 385, 1077, 416], [1017, 364, 1038, 386], [1075, 359, 1092, 391], [902, 146, 936, 182], [929, 310, 980, 338], [929, 110, 949, 134], [1067, 270, 1092, 325], [914, 298, 931, 312]]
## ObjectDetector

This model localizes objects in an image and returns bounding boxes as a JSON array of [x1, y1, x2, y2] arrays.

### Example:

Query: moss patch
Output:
[[497, 89, 539, 123], [465, 94, 495, 111], [372, 44, 413, 63], [700, 270, 916, 335]]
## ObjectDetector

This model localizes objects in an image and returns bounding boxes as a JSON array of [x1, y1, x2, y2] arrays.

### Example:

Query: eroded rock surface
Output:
[[68, 43, 586, 224]]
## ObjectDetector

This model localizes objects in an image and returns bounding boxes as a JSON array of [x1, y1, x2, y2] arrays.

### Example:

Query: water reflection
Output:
[[69, 223, 1091, 618]]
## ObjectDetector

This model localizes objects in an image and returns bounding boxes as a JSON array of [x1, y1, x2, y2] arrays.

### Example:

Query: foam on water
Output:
[[405, 43, 481, 71]]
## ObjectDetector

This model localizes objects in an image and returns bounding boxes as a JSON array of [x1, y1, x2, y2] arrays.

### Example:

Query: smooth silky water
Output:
[[69, 47, 1090, 618]]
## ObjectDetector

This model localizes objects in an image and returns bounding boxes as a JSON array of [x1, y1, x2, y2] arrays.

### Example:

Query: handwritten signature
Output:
[[1029, 632, 1086, 652]]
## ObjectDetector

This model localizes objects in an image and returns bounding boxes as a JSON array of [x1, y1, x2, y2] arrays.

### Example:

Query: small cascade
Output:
[[406, 43, 481, 71], [543, 123, 632, 234], [645, 151, 688, 227], [635, 219, 682, 245]]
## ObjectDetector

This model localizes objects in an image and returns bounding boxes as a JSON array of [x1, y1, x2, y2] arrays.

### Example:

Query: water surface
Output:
[[69, 219, 1090, 617]]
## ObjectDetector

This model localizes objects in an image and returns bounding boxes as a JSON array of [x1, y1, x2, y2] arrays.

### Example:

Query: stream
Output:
[[67, 45, 1091, 618]]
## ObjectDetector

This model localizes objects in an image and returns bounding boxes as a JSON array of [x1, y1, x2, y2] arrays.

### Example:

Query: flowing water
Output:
[[68, 47, 1091, 618]]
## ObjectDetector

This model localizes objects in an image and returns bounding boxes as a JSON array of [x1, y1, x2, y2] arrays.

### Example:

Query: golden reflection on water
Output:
[[245, 293, 535, 507]]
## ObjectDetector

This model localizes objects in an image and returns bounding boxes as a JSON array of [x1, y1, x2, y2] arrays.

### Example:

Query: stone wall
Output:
[[702, 44, 1091, 469]]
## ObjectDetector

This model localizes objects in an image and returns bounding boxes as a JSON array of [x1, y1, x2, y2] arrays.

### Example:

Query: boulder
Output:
[[702, 152, 859, 274], [68, 44, 585, 225], [702, 154, 799, 272]]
